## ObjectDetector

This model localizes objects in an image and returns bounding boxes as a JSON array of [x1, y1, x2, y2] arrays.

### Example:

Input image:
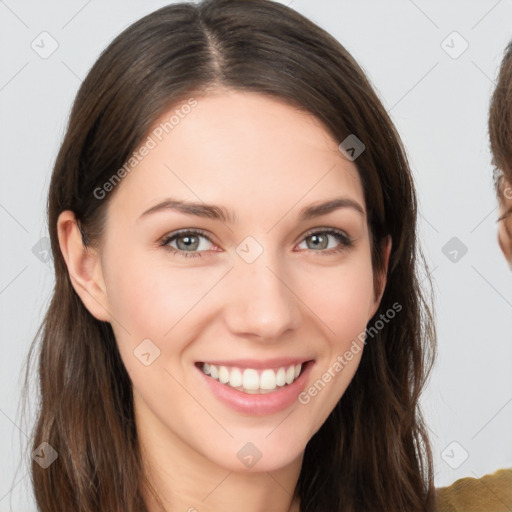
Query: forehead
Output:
[[107, 90, 365, 223]]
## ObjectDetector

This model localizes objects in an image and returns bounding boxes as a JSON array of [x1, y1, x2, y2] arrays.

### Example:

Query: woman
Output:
[[26, 1, 436, 510], [434, 40, 512, 512], [490, 40, 512, 269]]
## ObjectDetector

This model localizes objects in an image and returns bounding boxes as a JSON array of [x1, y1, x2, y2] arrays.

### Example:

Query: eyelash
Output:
[[159, 228, 354, 259]]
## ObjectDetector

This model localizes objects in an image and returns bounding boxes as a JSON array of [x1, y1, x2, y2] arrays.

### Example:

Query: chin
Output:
[[203, 435, 306, 474]]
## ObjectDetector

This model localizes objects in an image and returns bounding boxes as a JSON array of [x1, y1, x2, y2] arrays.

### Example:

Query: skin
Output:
[[497, 178, 512, 267], [57, 89, 391, 512]]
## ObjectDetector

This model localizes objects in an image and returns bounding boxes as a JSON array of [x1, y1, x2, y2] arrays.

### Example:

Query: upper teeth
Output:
[[201, 363, 302, 392]]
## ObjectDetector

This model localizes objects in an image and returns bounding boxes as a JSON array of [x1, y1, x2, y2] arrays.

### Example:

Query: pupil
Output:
[[178, 235, 198, 251], [310, 234, 327, 250]]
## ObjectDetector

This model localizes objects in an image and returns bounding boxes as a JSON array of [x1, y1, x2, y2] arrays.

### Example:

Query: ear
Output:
[[369, 235, 392, 319], [57, 210, 111, 322], [497, 179, 512, 267], [497, 212, 512, 265]]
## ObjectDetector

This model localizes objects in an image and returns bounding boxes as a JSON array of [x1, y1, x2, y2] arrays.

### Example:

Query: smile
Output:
[[196, 361, 309, 394]]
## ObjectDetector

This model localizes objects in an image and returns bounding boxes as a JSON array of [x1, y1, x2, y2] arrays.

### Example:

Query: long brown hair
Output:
[[489, 40, 512, 197], [25, 1, 436, 510]]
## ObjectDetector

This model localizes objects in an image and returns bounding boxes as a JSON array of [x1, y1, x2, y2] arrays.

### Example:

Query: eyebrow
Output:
[[138, 196, 365, 223]]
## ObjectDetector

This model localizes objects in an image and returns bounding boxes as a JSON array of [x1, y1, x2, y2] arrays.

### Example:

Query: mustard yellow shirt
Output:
[[436, 468, 512, 511]]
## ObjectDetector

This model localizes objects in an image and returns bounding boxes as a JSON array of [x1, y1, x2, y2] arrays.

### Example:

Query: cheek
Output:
[[104, 229, 375, 349], [298, 254, 375, 344], [103, 249, 211, 393], [104, 248, 216, 338], [295, 258, 374, 423]]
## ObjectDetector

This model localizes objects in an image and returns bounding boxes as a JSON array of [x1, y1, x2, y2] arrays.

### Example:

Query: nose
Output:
[[222, 251, 302, 342]]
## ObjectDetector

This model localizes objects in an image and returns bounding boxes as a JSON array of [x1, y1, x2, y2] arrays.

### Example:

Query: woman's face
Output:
[[498, 179, 512, 266], [92, 90, 389, 473]]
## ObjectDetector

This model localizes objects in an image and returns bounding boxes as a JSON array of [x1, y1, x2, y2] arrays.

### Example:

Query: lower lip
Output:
[[196, 361, 315, 416]]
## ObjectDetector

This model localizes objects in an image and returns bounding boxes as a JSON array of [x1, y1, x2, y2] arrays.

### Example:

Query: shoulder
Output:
[[435, 468, 512, 512]]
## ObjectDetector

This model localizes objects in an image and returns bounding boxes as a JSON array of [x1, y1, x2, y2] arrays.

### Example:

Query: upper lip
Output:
[[196, 358, 314, 370]]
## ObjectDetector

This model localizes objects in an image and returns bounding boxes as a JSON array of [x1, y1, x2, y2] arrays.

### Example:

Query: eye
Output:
[[160, 229, 215, 258], [296, 228, 354, 255], [159, 227, 354, 259]]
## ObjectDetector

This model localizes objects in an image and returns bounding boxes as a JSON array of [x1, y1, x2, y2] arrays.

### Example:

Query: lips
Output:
[[195, 359, 315, 415]]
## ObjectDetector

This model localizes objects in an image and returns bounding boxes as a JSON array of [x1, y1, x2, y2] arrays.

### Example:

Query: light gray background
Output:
[[1, 0, 511, 510]]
